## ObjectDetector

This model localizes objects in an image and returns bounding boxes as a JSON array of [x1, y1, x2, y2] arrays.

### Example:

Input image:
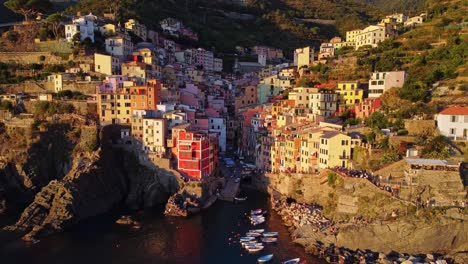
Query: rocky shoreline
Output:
[[270, 196, 458, 264]]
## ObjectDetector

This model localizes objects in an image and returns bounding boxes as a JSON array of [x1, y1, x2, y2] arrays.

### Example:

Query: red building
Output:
[[354, 98, 382, 119], [177, 130, 218, 180]]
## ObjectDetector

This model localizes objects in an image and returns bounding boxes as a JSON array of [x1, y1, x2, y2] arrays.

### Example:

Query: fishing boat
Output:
[[249, 229, 265, 233], [261, 237, 278, 243], [251, 209, 263, 215], [246, 245, 264, 253], [246, 232, 261, 237], [263, 232, 278, 237], [234, 196, 247, 202], [283, 258, 300, 264], [250, 216, 265, 221], [240, 236, 256, 242], [242, 242, 263, 248], [258, 254, 274, 263]]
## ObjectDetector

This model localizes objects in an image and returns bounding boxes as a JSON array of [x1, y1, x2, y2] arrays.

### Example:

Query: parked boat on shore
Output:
[[261, 237, 278, 243], [249, 229, 265, 233], [246, 245, 264, 253]]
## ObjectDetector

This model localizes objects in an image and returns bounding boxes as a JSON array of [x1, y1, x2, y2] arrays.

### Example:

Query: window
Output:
[[451, 116, 457, 122], [450, 128, 456, 135]]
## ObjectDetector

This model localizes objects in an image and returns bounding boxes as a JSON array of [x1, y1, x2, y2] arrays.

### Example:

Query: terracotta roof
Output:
[[439, 106, 468, 115]]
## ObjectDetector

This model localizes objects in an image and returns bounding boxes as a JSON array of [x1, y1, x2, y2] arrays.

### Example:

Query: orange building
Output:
[[130, 79, 162, 111]]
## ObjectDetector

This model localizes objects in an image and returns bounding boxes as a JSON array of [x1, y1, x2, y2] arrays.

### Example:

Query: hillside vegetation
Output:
[[65, 0, 407, 55]]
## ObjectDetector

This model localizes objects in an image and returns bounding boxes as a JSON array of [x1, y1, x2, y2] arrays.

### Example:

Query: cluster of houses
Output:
[[317, 12, 426, 60], [1, 10, 467, 184]]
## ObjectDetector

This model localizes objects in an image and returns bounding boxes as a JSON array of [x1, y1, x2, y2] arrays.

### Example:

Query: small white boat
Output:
[[263, 232, 278, 237], [249, 229, 265, 233], [246, 232, 261, 237], [261, 237, 278, 243], [283, 258, 300, 264], [246, 245, 264, 253], [258, 254, 274, 263], [234, 196, 247, 201], [250, 216, 265, 221], [251, 209, 263, 215], [240, 236, 256, 242], [242, 242, 263, 248]]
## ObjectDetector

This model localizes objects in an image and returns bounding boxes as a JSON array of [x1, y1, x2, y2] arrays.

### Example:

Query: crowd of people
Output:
[[271, 198, 336, 234], [332, 167, 400, 197]]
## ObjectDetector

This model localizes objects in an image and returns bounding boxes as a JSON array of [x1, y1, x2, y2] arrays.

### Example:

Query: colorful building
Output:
[[294, 46, 314, 70], [336, 81, 364, 105], [177, 130, 218, 180], [318, 131, 352, 169], [368, 71, 406, 98], [130, 80, 162, 111], [97, 88, 132, 125]]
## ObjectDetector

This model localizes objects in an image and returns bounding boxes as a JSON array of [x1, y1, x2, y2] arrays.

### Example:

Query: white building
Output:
[[105, 33, 134, 59], [404, 16, 424, 27], [160, 18, 182, 36], [368, 71, 406, 98], [47, 74, 63, 92], [142, 118, 167, 156], [436, 106, 468, 140], [318, 43, 335, 60], [209, 117, 227, 151], [213, 58, 223, 72], [386, 13, 407, 23], [65, 13, 97, 42], [355, 25, 386, 50]]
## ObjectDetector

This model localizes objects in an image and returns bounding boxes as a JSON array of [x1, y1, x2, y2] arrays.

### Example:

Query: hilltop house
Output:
[[65, 13, 97, 42], [436, 106, 468, 140]]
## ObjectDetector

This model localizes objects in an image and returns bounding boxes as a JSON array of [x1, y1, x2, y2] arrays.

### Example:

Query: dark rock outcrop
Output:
[[1, 122, 179, 239]]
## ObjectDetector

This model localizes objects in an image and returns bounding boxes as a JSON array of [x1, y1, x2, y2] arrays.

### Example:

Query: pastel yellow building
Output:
[[97, 88, 132, 125], [318, 131, 352, 169], [94, 53, 120, 76], [336, 81, 364, 105], [294, 46, 314, 70], [284, 136, 301, 172]]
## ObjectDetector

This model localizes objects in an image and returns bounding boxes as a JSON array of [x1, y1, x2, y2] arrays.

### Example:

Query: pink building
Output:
[[355, 98, 382, 119], [180, 83, 202, 109], [96, 75, 129, 93]]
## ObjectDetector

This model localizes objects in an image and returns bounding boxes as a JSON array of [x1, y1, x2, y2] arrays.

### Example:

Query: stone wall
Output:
[[0, 52, 67, 64], [0, 81, 99, 95]]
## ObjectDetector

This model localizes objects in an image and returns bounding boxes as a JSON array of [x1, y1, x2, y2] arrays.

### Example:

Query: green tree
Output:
[[46, 13, 64, 40], [4, 0, 53, 22], [366, 112, 389, 129], [422, 136, 450, 159]]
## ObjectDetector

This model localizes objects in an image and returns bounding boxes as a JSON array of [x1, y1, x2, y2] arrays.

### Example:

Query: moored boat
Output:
[[242, 242, 263, 248], [251, 209, 263, 215], [246, 245, 264, 253], [249, 229, 265, 233], [246, 232, 261, 237], [283, 258, 300, 264], [258, 254, 274, 263], [261, 237, 278, 243], [240, 236, 256, 242], [263, 232, 278, 237]]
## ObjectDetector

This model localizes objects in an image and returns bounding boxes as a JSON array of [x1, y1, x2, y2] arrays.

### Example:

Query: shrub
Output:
[[327, 172, 338, 187]]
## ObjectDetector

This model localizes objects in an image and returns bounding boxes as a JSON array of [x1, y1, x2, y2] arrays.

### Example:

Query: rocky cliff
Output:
[[0, 118, 179, 239], [254, 171, 468, 257]]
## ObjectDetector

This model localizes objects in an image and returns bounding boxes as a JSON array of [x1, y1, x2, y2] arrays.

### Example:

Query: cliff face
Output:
[[1, 120, 179, 238], [255, 171, 468, 256], [293, 211, 468, 255]]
